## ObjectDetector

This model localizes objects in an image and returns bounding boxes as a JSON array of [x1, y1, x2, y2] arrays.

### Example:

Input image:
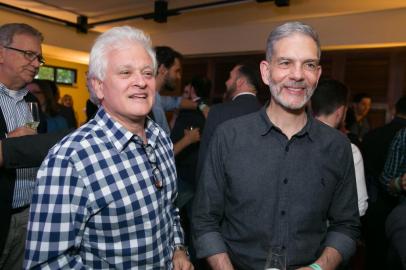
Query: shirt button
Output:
[[283, 178, 288, 184], [285, 145, 289, 152], [281, 210, 286, 216]]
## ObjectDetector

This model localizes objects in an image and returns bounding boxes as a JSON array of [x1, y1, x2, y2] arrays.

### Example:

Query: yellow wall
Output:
[[44, 58, 89, 126]]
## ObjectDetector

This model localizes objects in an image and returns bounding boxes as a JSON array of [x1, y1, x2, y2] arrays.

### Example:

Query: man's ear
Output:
[[158, 64, 167, 76], [335, 105, 346, 124], [236, 76, 245, 88], [260, 60, 271, 86], [0, 47, 5, 64], [91, 78, 104, 100]]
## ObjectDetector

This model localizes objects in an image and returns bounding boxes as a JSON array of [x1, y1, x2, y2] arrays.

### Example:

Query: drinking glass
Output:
[[264, 246, 286, 270], [25, 102, 40, 129]]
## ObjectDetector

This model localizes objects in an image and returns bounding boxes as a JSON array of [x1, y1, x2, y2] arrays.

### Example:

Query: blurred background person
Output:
[[27, 79, 68, 133], [84, 71, 99, 123], [170, 76, 211, 266], [346, 93, 372, 143], [59, 93, 78, 128]]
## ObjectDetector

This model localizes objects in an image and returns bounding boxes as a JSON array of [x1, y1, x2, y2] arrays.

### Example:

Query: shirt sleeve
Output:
[[2, 131, 69, 169], [192, 127, 228, 259], [24, 153, 90, 269], [325, 141, 360, 263], [169, 138, 185, 246], [351, 144, 368, 216], [381, 129, 406, 195], [160, 96, 182, 111]]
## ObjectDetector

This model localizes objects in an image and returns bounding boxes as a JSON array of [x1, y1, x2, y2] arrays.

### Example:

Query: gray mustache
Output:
[[283, 82, 307, 88]]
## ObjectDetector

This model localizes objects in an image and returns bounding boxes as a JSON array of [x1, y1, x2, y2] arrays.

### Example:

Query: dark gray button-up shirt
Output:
[[192, 107, 360, 270]]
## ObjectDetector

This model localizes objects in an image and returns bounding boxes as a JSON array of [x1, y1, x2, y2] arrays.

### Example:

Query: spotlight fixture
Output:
[[154, 0, 168, 23], [275, 0, 289, 7], [76, 15, 88, 33], [256, 0, 289, 6]]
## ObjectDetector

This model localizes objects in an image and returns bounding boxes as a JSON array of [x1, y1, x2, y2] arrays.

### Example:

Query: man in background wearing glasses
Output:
[[0, 23, 47, 270], [25, 26, 193, 270]]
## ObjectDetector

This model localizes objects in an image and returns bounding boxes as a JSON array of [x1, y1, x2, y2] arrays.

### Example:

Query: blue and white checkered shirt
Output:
[[381, 127, 406, 198], [25, 107, 184, 269], [0, 82, 37, 208]]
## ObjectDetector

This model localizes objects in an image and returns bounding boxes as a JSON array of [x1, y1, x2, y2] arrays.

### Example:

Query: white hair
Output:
[[88, 26, 156, 81]]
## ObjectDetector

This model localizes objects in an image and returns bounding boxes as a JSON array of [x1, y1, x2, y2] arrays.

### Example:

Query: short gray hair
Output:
[[88, 26, 156, 81], [266, 21, 321, 61], [0, 23, 43, 46]]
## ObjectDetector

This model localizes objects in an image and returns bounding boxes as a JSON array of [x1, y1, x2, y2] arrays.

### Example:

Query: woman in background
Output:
[[27, 80, 69, 133]]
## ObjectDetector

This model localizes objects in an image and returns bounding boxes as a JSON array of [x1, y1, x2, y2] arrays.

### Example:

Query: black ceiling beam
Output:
[[0, 2, 79, 30], [1, 0, 286, 32], [89, 0, 248, 27]]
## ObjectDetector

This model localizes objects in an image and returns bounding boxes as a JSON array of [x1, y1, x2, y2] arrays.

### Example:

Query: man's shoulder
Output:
[[210, 97, 260, 118], [215, 110, 261, 135], [312, 118, 350, 146], [49, 121, 103, 157]]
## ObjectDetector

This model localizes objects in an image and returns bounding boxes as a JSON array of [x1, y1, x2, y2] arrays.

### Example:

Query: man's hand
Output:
[[398, 173, 406, 191], [296, 247, 341, 270], [201, 106, 210, 118], [389, 173, 406, 192], [172, 250, 194, 270], [183, 128, 200, 145], [7, 126, 37, 138]]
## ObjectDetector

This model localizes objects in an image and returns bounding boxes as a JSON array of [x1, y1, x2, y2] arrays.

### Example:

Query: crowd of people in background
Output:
[[0, 20, 405, 270]]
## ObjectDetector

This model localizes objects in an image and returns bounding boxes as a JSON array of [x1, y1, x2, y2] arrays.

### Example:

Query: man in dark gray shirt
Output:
[[192, 21, 360, 270]]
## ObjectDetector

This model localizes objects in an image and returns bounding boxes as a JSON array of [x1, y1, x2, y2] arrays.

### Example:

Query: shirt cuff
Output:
[[194, 231, 227, 259], [324, 231, 356, 263]]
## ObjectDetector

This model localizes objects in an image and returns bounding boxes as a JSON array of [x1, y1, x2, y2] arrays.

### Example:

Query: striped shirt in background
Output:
[[0, 83, 37, 208], [25, 108, 184, 269]]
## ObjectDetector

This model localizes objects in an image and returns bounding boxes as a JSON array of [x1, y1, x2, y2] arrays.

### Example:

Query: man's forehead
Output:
[[11, 33, 42, 50], [273, 34, 318, 56]]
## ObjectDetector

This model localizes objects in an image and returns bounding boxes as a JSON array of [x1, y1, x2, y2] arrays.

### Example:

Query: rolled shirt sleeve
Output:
[[192, 125, 228, 258], [325, 141, 360, 262], [160, 96, 182, 112]]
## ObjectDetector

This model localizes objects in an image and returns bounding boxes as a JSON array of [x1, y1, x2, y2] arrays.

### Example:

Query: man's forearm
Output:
[[314, 247, 342, 270], [2, 130, 69, 168], [207, 252, 234, 270]]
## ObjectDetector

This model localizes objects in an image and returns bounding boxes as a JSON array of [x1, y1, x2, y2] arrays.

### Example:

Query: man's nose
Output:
[[289, 64, 304, 81]]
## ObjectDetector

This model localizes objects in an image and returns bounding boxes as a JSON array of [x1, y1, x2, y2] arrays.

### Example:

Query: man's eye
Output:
[[120, 70, 130, 75], [304, 63, 317, 71], [25, 51, 36, 59], [278, 61, 291, 68], [143, 71, 153, 78]]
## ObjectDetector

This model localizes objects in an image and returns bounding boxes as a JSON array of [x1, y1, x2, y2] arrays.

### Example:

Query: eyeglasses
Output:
[[3, 46, 45, 65], [144, 144, 163, 190]]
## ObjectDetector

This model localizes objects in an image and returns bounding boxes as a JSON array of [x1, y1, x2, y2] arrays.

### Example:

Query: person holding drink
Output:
[[0, 23, 47, 270], [192, 21, 360, 270]]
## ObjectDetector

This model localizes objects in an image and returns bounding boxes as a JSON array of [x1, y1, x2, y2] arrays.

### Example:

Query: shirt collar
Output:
[[0, 82, 28, 101], [94, 107, 161, 152], [232, 92, 256, 100], [258, 104, 315, 141]]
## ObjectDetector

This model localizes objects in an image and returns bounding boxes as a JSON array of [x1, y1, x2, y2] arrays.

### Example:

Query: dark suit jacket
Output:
[[0, 94, 70, 255], [196, 94, 261, 179]]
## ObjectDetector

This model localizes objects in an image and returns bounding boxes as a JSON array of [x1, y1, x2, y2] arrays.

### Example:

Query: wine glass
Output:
[[264, 246, 286, 270], [25, 102, 40, 129]]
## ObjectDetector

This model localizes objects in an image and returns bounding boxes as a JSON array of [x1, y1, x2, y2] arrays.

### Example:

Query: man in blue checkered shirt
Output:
[[24, 26, 193, 270]]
